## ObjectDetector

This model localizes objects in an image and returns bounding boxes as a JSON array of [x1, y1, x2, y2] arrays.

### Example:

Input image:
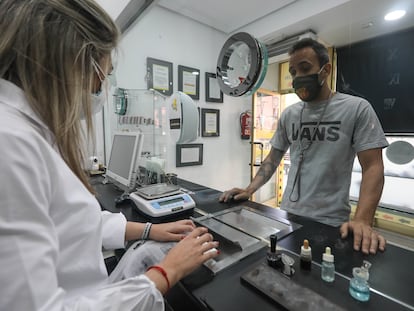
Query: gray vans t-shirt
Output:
[[270, 92, 388, 226]]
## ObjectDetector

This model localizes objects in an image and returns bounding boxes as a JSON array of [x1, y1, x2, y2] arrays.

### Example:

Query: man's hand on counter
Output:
[[219, 188, 251, 203], [340, 220, 386, 255]]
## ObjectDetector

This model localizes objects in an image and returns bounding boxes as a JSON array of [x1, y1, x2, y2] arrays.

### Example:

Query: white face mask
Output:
[[81, 59, 114, 119], [90, 90, 106, 114], [79, 81, 108, 120]]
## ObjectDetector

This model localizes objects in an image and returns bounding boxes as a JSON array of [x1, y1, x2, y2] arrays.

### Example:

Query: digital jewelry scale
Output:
[[129, 183, 196, 218]]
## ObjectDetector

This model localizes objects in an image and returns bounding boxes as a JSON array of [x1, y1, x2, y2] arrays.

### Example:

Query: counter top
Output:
[[94, 177, 414, 310]]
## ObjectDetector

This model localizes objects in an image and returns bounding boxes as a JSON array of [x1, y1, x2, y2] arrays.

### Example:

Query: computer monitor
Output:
[[105, 131, 144, 191]]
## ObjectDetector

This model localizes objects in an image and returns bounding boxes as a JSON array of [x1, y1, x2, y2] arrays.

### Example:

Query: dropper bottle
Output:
[[300, 239, 312, 270], [349, 260, 372, 302], [321, 247, 335, 282]]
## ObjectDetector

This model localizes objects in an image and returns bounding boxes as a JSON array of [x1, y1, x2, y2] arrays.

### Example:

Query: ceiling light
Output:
[[384, 10, 406, 21]]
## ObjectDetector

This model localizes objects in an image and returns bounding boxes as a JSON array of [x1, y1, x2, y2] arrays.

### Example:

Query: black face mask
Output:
[[292, 66, 325, 102]]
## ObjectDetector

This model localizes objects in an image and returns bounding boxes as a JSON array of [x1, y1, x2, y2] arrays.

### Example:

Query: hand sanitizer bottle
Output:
[[321, 247, 335, 282], [349, 260, 372, 302]]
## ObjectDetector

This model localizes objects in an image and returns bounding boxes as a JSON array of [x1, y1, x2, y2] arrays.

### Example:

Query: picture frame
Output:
[[176, 143, 203, 167], [178, 65, 200, 100], [197, 107, 201, 137], [201, 108, 220, 137], [205, 72, 223, 103], [146, 57, 173, 95]]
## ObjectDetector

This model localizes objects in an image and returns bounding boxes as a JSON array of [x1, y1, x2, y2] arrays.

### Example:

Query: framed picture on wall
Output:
[[176, 143, 203, 167], [197, 107, 201, 137], [201, 108, 220, 137], [178, 65, 200, 100], [205, 72, 223, 103], [146, 57, 173, 95]]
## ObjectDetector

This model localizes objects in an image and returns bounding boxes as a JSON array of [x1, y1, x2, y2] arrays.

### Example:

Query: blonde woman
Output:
[[0, 0, 218, 310]]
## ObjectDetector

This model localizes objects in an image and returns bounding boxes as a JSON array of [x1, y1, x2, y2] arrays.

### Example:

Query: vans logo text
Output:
[[292, 121, 341, 141]]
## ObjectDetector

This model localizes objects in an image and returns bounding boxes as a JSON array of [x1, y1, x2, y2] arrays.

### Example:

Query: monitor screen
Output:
[[106, 131, 143, 190]]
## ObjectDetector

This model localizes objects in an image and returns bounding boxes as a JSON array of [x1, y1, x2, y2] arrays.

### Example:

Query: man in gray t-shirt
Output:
[[220, 38, 388, 255]]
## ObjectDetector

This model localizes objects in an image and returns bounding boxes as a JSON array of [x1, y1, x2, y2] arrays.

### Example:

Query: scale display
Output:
[[129, 191, 195, 218]]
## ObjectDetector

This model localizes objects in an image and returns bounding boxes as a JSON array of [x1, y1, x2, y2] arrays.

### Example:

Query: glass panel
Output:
[[104, 89, 168, 186]]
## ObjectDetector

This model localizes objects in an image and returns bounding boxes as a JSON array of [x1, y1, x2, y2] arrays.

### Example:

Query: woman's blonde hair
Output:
[[0, 0, 119, 193]]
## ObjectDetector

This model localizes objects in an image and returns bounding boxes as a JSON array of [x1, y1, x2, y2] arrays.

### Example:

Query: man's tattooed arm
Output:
[[245, 148, 285, 195]]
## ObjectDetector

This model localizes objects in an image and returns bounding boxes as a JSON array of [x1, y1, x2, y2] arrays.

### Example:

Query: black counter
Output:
[[93, 177, 414, 311]]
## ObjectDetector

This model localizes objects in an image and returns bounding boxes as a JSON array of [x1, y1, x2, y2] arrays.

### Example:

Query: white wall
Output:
[[108, 6, 252, 191]]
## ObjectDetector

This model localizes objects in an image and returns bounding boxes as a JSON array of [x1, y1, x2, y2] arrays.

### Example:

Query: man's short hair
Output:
[[288, 38, 330, 67]]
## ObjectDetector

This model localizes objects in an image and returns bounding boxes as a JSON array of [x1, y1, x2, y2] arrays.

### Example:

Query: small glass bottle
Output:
[[349, 260, 372, 302], [300, 239, 312, 270], [321, 247, 335, 282]]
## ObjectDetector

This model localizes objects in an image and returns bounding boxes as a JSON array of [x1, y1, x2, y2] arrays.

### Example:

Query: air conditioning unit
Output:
[[266, 30, 317, 57]]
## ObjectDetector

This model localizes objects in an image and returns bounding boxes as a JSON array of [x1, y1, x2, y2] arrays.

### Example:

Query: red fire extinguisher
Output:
[[240, 111, 252, 140]]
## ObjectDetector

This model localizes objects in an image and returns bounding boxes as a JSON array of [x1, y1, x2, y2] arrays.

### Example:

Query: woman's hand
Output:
[[149, 219, 196, 242], [146, 227, 219, 294]]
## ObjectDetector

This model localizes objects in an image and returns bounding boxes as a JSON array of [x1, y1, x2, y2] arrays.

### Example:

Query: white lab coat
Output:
[[0, 79, 164, 310]]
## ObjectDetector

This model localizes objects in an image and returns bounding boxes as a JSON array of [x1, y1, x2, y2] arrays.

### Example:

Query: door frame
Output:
[[250, 88, 283, 205]]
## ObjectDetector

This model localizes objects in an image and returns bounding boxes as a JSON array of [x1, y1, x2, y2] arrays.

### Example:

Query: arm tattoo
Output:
[[257, 161, 278, 181]]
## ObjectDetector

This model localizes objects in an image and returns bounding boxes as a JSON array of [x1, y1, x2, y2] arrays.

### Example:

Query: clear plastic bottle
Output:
[[321, 246, 335, 282], [349, 260, 371, 302]]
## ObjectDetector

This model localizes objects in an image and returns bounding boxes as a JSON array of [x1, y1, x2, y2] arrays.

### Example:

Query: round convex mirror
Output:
[[386, 140, 414, 165], [216, 32, 268, 97]]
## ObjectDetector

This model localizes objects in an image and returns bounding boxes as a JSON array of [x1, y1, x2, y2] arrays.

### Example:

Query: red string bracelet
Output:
[[147, 265, 170, 291]]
